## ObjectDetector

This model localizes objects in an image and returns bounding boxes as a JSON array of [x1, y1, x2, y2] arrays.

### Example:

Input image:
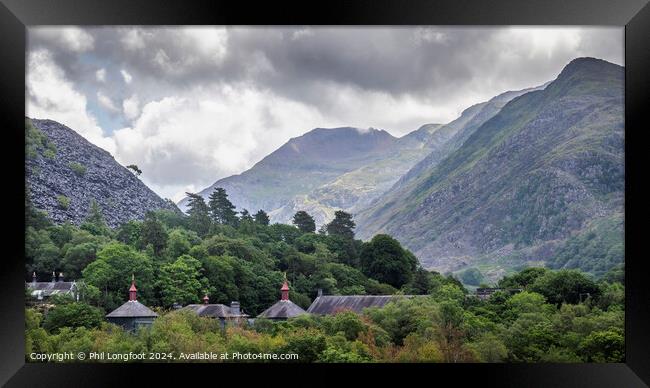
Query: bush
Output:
[[68, 162, 87, 176], [56, 195, 71, 210], [42, 302, 104, 333]]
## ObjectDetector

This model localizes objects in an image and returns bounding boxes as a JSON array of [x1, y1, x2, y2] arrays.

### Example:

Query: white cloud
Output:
[[95, 68, 106, 82], [120, 69, 133, 84], [96, 91, 120, 112], [30, 26, 94, 52], [26, 49, 115, 153], [111, 84, 325, 199], [121, 28, 148, 51], [122, 94, 140, 120]]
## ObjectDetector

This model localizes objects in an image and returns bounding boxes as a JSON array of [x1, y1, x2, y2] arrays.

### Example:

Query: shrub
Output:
[[56, 195, 71, 210], [68, 162, 87, 176]]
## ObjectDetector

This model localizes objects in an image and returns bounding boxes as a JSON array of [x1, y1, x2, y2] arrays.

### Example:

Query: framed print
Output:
[[1, 0, 649, 386]]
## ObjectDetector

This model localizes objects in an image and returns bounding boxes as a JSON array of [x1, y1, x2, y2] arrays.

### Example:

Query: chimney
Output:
[[317, 288, 323, 297], [32, 272, 37, 284], [58, 272, 64, 282], [203, 294, 210, 305], [230, 301, 241, 316], [129, 275, 137, 301], [51, 271, 56, 283]]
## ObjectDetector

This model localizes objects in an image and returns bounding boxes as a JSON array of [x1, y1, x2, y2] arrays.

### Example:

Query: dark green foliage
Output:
[[140, 211, 168, 256], [208, 187, 238, 226], [529, 269, 601, 305], [24, 185, 623, 363], [185, 192, 211, 236], [326, 210, 356, 239], [292, 211, 316, 233], [81, 199, 111, 237], [126, 164, 142, 176], [498, 267, 548, 289], [155, 255, 209, 307], [459, 267, 483, 286], [254, 210, 270, 226], [360, 234, 417, 288], [43, 302, 104, 332]]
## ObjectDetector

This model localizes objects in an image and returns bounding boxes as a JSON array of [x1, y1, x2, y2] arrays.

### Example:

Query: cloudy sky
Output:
[[26, 26, 623, 202]]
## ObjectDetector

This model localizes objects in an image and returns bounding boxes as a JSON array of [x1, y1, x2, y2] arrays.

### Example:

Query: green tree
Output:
[[498, 267, 548, 289], [42, 302, 104, 333], [529, 269, 601, 305], [156, 255, 208, 307], [185, 192, 211, 236], [578, 329, 624, 362], [140, 211, 168, 257], [326, 210, 355, 239], [292, 211, 316, 234], [254, 210, 270, 226], [115, 220, 142, 246], [208, 187, 238, 226], [81, 199, 111, 236], [360, 234, 417, 288], [61, 242, 97, 280], [82, 242, 154, 309], [126, 164, 142, 176]]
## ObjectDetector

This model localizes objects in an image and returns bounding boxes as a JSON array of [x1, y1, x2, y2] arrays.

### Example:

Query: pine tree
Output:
[[208, 187, 238, 226], [240, 209, 253, 222], [326, 210, 355, 239], [81, 199, 111, 236], [292, 211, 316, 233], [185, 192, 211, 236], [254, 209, 270, 225], [140, 211, 168, 257]]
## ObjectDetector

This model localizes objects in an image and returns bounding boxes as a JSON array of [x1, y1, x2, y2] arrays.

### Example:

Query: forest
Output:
[[25, 188, 624, 363]]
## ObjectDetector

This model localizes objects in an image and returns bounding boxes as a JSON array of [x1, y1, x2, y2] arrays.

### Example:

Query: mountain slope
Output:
[[355, 57, 624, 277], [178, 127, 400, 214], [26, 118, 178, 227]]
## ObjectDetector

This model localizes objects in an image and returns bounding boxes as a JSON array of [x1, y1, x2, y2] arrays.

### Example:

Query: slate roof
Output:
[[26, 281, 77, 297], [106, 300, 158, 318], [307, 295, 415, 315], [257, 300, 307, 319], [182, 304, 249, 319]]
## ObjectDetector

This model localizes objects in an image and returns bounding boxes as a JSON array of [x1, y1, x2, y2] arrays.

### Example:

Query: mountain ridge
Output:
[[26, 118, 179, 227]]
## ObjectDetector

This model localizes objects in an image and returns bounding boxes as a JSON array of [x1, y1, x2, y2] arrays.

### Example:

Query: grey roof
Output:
[[106, 300, 158, 318], [307, 295, 415, 315], [257, 300, 307, 319], [182, 304, 249, 319], [26, 281, 77, 297]]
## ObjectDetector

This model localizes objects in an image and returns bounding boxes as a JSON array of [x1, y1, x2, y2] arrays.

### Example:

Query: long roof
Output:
[[106, 300, 158, 318], [182, 304, 249, 318], [306, 295, 416, 315], [257, 300, 306, 319], [26, 281, 77, 297]]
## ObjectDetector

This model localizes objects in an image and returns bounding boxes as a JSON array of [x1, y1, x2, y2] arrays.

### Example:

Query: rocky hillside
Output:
[[26, 118, 179, 227], [355, 58, 624, 279]]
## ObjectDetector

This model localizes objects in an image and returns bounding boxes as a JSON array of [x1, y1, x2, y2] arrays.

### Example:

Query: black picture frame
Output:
[[1, 0, 648, 386]]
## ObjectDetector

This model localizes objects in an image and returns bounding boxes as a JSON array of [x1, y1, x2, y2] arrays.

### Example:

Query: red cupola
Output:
[[129, 274, 137, 301]]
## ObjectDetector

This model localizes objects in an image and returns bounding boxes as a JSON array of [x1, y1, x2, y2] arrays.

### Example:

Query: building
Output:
[[307, 294, 416, 315], [257, 278, 306, 320], [474, 287, 523, 301], [26, 272, 79, 302], [182, 295, 249, 327], [106, 276, 158, 332]]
